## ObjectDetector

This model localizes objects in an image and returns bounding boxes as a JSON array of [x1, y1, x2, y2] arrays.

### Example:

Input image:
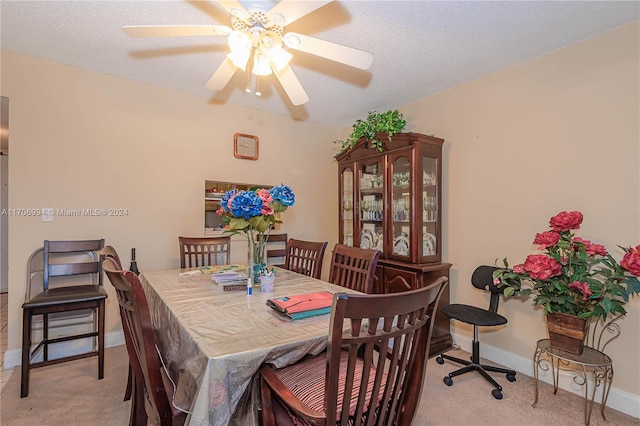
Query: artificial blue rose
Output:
[[219, 189, 238, 213], [229, 191, 262, 219], [270, 184, 295, 207]]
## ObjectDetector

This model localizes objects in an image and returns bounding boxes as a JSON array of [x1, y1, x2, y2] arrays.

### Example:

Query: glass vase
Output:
[[247, 234, 267, 284]]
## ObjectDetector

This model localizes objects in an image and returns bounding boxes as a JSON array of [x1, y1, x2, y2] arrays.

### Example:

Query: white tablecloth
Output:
[[140, 268, 357, 426]]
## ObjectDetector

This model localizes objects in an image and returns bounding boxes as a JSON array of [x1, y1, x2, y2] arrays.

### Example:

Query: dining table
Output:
[[139, 267, 360, 426]]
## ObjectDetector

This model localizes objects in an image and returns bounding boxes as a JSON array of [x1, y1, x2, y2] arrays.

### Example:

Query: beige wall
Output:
[[1, 50, 340, 354], [399, 21, 639, 396]]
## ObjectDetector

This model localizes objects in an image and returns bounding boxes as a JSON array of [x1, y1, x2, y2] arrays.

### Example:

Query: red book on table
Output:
[[266, 291, 334, 320]]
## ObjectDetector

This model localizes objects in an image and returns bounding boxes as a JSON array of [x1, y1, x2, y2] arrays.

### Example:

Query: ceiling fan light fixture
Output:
[[253, 54, 273, 76], [228, 31, 252, 54], [271, 48, 292, 72], [227, 50, 250, 70]]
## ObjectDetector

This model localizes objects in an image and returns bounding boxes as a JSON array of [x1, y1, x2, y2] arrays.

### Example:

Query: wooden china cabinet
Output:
[[336, 132, 452, 356]]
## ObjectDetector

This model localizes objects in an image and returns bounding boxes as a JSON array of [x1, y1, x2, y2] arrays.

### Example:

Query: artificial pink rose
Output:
[[568, 281, 593, 301], [256, 189, 273, 204], [227, 194, 237, 210], [261, 206, 274, 216], [549, 211, 583, 232], [493, 278, 500, 285], [621, 245, 640, 277], [523, 254, 562, 280], [574, 237, 608, 256], [533, 231, 561, 249], [512, 264, 525, 274]]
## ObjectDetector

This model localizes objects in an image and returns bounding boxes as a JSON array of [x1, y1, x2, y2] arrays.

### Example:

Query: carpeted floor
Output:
[[1, 345, 638, 425]]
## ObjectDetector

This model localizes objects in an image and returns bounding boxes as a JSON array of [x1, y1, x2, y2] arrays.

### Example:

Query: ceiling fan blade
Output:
[[272, 64, 309, 106], [206, 58, 238, 91], [215, 0, 249, 20], [283, 32, 373, 70], [123, 25, 231, 38], [268, 0, 333, 26]]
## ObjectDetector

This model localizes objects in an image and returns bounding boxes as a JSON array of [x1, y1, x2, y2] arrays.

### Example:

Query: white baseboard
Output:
[[3, 330, 125, 370], [451, 332, 640, 419]]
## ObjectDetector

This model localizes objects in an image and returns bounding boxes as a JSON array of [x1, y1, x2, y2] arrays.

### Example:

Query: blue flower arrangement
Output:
[[216, 184, 295, 280]]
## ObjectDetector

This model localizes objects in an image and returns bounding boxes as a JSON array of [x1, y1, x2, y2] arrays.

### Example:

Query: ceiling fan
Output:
[[123, 0, 373, 106]]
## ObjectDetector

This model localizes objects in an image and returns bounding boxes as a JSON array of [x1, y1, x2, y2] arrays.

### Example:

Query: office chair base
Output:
[[436, 352, 516, 400]]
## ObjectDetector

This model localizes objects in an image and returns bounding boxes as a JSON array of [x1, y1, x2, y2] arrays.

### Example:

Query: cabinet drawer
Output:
[[382, 265, 418, 293]]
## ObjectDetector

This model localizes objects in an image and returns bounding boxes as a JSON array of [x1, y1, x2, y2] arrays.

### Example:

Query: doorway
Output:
[[0, 96, 8, 371], [1, 96, 8, 293]]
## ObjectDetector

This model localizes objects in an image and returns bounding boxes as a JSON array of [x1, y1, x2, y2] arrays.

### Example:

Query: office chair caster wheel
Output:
[[491, 389, 503, 400], [506, 373, 516, 382], [436, 356, 444, 364], [443, 376, 453, 386]]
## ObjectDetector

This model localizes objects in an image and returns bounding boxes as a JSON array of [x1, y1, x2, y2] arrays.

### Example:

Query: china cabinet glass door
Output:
[[422, 155, 438, 259], [341, 167, 354, 246], [359, 160, 383, 252], [390, 154, 411, 259]]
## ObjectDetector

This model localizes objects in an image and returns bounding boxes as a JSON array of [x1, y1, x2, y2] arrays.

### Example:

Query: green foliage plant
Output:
[[335, 110, 407, 155]]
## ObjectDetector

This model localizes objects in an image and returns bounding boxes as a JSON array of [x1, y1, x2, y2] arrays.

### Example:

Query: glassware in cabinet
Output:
[[390, 154, 411, 259], [358, 160, 383, 252], [422, 156, 438, 258], [340, 167, 354, 247]]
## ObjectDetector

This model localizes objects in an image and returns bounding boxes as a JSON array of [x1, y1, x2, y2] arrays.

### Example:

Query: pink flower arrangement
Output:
[[495, 211, 640, 320]]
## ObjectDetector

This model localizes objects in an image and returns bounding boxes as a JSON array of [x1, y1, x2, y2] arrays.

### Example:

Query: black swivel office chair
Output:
[[436, 265, 517, 399]]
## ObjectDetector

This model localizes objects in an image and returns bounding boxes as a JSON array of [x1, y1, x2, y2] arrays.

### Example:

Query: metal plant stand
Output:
[[531, 316, 621, 426]]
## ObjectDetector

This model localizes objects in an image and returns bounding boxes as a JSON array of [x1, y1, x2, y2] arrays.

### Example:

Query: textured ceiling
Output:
[[1, 1, 638, 128]]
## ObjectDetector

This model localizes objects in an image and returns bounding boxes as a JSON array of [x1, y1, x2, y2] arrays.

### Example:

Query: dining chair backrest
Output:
[[179, 236, 230, 268], [284, 238, 328, 279], [265, 233, 288, 267], [328, 244, 381, 294], [326, 276, 449, 425], [100, 245, 123, 269], [103, 258, 183, 425], [43, 239, 104, 290]]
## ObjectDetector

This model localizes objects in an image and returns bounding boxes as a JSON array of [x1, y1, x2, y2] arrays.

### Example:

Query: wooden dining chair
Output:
[[99, 245, 135, 402], [260, 276, 449, 426], [328, 244, 381, 294], [21, 239, 107, 398], [178, 236, 230, 268], [265, 233, 288, 267], [284, 238, 328, 279], [103, 258, 187, 426]]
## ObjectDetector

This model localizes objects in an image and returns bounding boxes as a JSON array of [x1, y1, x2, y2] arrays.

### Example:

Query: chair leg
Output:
[[124, 362, 133, 401], [21, 309, 32, 398], [130, 373, 147, 426], [260, 374, 277, 426], [437, 325, 516, 398], [43, 313, 49, 361], [439, 353, 471, 367], [98, 301, 105, 380]]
